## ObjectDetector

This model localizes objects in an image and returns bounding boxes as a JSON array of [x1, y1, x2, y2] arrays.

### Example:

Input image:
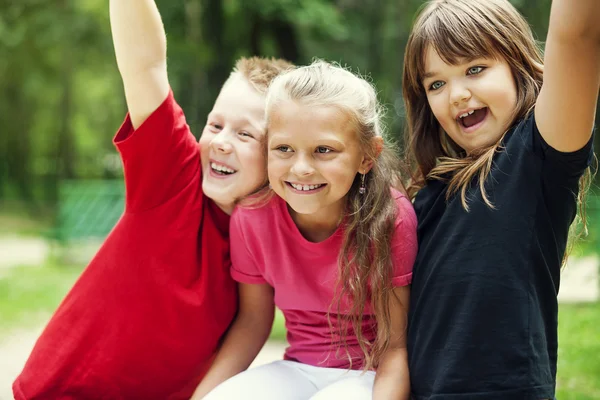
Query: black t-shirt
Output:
[[407, 113, 594, 400]]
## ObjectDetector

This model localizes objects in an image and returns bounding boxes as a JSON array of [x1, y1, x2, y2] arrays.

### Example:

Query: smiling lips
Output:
[[210, 161, 237, 176], [286, 182, 326, 193], [457, 107, 488, 129]]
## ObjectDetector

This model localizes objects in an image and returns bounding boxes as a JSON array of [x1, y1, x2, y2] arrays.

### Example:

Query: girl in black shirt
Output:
[[402, 0, 599, 399]]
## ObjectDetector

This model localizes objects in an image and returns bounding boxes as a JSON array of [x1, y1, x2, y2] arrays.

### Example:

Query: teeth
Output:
[[211, 162, 236, 174], [459, 110, 475, 119], [290, 183, 323, 191]]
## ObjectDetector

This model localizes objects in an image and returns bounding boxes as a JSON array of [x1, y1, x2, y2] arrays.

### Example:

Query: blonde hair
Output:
[[402, 0, 594, 260], [266, 60, 407, 370], [226, 56, 294, 202], [231, 56, 294, 95]]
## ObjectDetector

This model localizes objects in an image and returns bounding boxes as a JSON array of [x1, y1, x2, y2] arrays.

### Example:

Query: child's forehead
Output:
[[209, 107, 266, 132], [422, 44, 502, 72], [210, 80, 267, 131]]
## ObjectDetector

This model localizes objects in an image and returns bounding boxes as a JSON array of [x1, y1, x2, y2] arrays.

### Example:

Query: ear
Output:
[[359, 136, 384, 174]]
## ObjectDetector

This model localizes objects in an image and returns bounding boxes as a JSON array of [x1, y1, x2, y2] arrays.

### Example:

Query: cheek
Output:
[[323, 159, 359, 186], [198, 138, 210, 165], [241, 145, 267, 177], [198, 133, 211, 153], [428, 97, 450, 124], [267, 157, 286, 182]]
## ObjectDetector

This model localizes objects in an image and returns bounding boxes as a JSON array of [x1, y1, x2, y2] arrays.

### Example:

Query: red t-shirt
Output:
[[13, 91, 237, 400]]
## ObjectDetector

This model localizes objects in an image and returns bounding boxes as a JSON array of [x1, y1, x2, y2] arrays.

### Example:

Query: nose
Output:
[[210, 130, 233, 154], [449, 80, 471, 106], [290, 154, 315, 177]]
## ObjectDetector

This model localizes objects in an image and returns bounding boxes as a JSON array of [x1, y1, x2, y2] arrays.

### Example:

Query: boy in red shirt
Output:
[[12, 1, 291, 399]]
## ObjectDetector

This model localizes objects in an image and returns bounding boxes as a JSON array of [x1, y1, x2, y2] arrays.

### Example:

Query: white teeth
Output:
[[211, 162, 236, 174], [290, 183, 323, 191], [459, 110, 475, 119]]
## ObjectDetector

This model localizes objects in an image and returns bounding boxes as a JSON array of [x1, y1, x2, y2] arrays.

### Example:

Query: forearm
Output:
[[373, 347, 410, 400], [110, 0, 167, 75], [191, 312, 273, 399], [549, 0, 600, 43], [109, 0, 169, 128]]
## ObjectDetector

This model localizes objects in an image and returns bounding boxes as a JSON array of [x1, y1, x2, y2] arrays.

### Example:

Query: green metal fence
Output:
[[55, 180, 125, 242]]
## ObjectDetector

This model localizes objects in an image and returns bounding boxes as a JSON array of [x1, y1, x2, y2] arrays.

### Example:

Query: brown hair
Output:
[[231, 56, 294, 95], [265, 60, 407, 370], [402, 0, 594, 260]]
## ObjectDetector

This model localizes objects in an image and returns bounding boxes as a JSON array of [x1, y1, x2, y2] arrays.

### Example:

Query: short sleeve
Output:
[[114, 90, 200, 212], [524, 112, 595, 183], [230, 209, 268, 284], [390, 193, 418, 287]]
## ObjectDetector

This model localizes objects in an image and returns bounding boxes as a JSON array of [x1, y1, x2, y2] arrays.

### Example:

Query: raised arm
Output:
[[110, 0, 170, 129], [535, 0, 600, 152], [191, 283, 275, 399]]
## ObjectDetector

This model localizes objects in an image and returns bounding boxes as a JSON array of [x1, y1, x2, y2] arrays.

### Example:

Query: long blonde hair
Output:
[[266, 60, 406, 369], [402, 0, 594, 246]]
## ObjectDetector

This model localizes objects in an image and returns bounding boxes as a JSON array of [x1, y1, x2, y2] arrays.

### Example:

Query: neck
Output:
[[288, 199, 346, 243]]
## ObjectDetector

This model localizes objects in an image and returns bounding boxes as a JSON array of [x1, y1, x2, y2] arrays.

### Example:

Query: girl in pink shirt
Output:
[[193, 61, 417, 400]]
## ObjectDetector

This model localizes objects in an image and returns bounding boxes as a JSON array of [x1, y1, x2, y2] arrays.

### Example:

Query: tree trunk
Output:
[[203, 0, 230, 125], [271, 18, 301, 63], [185, 0, 208, 137]]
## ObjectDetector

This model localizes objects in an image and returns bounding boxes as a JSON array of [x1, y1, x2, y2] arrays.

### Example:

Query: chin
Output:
[[287, 203, 321, 215]]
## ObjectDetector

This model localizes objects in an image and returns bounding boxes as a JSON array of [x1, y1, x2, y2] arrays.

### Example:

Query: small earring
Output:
[[359, 172, 366, 195]]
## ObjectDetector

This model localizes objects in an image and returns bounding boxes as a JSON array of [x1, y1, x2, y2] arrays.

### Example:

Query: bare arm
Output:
[[373, 286, 410, 400], [535, 0, 600, 152], [110, 0, 170, 129], [191, 283, 275, 399]]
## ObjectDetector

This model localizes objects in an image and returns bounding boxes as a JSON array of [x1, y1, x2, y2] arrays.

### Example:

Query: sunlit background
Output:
[[0, 0, 598, 398]]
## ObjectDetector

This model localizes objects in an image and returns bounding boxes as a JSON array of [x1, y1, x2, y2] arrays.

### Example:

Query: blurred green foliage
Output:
[[0, 0, 598, 240]]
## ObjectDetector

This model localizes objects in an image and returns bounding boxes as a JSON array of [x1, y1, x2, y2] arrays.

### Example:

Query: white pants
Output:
[[203, 360, 375, 400]]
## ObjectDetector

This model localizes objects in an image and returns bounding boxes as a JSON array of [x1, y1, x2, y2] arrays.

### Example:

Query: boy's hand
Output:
[[110, 0, 170, 129]]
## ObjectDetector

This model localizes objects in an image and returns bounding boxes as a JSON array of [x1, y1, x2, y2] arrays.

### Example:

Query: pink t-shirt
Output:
[[230, 189, 417, 370]]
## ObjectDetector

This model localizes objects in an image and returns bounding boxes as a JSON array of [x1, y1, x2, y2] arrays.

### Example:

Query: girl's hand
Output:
[[535, 0, 600, 153]]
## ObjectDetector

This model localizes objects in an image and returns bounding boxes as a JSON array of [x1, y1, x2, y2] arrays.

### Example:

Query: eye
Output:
[[208, 123, 222, 132], [316, 147, 332, 154], [429, 81, 445, 91], [467, 66, 485, 75], [238, 131, 254, 139], [275, 145, 292, 153]]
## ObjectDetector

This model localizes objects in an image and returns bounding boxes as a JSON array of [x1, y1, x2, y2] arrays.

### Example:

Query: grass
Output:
[[1, 264, 598, 399], [0, 204, 53, 237], [0, 263, 83, 337], [269, 309, 287, 342], [556, 302, 600, 399]]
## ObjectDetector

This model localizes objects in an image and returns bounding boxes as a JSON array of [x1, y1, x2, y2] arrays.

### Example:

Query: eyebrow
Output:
[[422, 71, 437, 81], [209, 112, 264, 133]]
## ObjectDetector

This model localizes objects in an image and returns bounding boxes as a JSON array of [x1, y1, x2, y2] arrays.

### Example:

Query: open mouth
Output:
[[457, 107, 488, 130], [286, 182, 326, 192], [210, 162, 237, 176]]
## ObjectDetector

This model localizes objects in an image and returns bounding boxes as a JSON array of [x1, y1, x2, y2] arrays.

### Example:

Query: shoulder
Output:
[[391, 188, 417, 230], [504, 111, 594, 176], [412, 180, 445, 219], [231, 193, 281, 229], [114, 89, 185, 146]]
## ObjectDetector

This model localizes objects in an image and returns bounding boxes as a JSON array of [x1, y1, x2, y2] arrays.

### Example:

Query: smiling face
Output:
[[199, 74, 268, 214], [422, 46, 518, 154], [267, 100, 369, 223]]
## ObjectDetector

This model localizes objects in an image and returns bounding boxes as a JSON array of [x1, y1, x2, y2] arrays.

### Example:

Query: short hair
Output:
[[232, 56, 294, 94]]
